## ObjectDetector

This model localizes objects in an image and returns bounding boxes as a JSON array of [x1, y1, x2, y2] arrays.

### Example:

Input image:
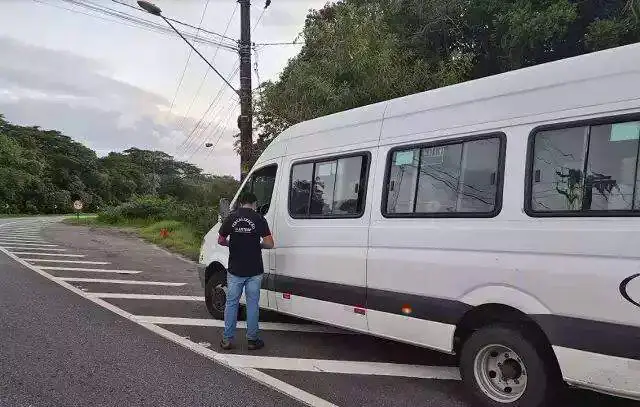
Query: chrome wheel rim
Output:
[[473, 344, 527, 403]]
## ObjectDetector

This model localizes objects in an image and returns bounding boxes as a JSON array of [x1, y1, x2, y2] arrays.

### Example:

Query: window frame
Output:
[[381, 132, 507, 219], [524, 113, 640, 218], [288, 151, 372, 220], [234, 164, 278, 212]]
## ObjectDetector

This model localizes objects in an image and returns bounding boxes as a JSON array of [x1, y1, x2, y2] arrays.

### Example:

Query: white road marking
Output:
[[0, 238, 49, 243], [0, 246, 67, 251], [135, 316, 354, 334], [39, 266, 142, 274], [91, 293, 203, 301], [0, 242, 58, 247], [226, 355, 462, 380], [23, 259, 110, 265], [0, 241, 336, 407], [11, 252, 85, 257], [57, 278, 185, 286]]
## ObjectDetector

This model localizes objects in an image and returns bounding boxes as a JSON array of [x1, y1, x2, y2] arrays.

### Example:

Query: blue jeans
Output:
[[223, 272, 262, 341]]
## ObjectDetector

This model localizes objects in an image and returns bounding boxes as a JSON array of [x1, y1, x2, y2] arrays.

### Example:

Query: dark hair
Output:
[[238, 192, 258, 205]]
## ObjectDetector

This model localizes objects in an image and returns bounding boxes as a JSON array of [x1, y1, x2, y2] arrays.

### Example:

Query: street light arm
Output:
[[160, 16, 240, 96]]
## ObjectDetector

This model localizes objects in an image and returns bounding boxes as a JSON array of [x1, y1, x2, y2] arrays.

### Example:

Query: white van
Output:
[[197, 43, 640, 407]]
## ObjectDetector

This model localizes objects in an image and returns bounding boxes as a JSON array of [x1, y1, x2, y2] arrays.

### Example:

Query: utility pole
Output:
[[238, 0, 252, 181]]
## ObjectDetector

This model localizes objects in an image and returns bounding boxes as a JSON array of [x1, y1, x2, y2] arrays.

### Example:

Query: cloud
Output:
[[0, 36, 239, 177]]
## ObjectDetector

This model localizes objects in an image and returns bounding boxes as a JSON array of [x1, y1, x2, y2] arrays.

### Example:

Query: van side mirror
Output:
[[219, 198, 230, 221]]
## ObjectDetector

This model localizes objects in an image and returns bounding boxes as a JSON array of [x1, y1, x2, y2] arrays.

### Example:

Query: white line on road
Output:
[[57, 278, 185, 286], [134, 316, 355, 334], [0, 238, 48, 243], [225, 355, 462, 380], [0, 242, 57, 247], [0, 246, 67, 251], [90, 293, 203, 301], [23, 259, 110, 265], [11, 252, 85, 257], [39, 266, 142, 274], [0, 244, 336, 407]]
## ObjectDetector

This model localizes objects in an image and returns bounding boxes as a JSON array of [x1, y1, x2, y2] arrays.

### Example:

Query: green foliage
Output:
[[0, 114, 239, 217], [247, 0, 640, 161], [139, 220, 201, 260]]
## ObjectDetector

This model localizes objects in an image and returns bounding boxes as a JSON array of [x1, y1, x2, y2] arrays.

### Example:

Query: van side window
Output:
[[237, 164, 278, 214], [384, 135, 504, 217], [289, 154, 369, 218], [528, 120, 640, 215]]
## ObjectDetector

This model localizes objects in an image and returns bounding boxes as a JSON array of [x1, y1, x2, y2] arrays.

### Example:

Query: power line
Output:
[[176, 3, 238, 135], [168, 0, 211, 116], [111, 0, 237, 43], [57, 0, 237, 51]]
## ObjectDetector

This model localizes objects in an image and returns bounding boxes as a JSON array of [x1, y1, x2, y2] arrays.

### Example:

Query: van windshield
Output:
[[238, 164, 277, 213]]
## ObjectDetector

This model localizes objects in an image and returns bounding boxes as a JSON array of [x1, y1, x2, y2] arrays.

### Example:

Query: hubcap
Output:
[[212, 284, 226, 312], [473, 344, 527, 403]]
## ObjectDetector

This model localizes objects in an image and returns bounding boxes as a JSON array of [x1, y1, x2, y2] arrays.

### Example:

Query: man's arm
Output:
[[218, 216, 232, 247], [259, 217, 274, 249]]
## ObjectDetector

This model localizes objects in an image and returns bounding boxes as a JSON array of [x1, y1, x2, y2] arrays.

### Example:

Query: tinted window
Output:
[[236, 165, 278, 214], [289, 154, 369, 218], [385, 135, 503, 216], [530, 120, 640, 214], [289, 163, 313, 216]]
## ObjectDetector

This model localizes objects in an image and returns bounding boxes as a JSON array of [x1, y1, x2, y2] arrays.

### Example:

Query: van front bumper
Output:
[[196, 264, 207, 288]]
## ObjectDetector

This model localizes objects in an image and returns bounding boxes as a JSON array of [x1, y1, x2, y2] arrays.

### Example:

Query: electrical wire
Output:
[[176, 3, 238, 135], [168, 0, 211, 116], [58, 0, 237, 51], [111, 0, 238, 43]]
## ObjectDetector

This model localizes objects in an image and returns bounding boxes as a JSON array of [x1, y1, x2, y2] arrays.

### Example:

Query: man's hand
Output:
[[261, 235, 274, 249], [218, 234, 229, 247]]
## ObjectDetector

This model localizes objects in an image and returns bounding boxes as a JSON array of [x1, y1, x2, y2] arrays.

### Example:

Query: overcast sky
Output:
[[0, 0, 327, 177]]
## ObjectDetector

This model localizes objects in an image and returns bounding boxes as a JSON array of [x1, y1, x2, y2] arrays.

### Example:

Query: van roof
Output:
[[259, 43, 640, 160]]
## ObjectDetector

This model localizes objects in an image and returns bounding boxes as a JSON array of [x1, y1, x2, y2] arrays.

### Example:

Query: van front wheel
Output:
[[205, 272, 226, 319], [460, 324, 560, 407]]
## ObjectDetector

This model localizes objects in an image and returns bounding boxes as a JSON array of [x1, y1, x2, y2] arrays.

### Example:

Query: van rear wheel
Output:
[[460, 324, 560, 407]]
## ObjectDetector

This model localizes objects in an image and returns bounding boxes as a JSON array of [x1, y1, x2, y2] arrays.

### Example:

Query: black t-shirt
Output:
[[219, 207, 271, 277]]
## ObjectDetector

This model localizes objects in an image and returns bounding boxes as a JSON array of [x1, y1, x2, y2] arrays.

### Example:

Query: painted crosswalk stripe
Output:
[[39, 266, 142, 274], [11, 252, 85, 257], [0, 238, 48, 243], [223, 355, 462, 380], [23, 259, 109, 265], [0, 242, 57, 247], [57, 278, 185, 286], [134, 316, 354, 334], [91, 293, 203, 301], [0, 246, 67, 251]]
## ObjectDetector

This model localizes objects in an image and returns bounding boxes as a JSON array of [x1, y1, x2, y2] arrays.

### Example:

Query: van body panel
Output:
[[199, 43, 640, 401]]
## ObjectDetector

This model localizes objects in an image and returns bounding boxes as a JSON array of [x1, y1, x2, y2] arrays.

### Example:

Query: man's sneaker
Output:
[[220, 339, 233, 350], [247, 339, 264, 350]]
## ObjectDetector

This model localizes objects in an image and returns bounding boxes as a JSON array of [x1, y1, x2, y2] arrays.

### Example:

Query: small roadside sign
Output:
[[73, 200, 83, 211]]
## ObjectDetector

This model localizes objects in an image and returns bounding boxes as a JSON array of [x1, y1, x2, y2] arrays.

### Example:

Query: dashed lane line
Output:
[[91, 293, 204, 301], [0, 239, 337, 407], [11, 252, 85, 257], [134, 316, 355, 335], [225, 355, 462, 380], [23, 259, 110, 265], [38, 266, 142, 274], [57, 277, 186, 286]]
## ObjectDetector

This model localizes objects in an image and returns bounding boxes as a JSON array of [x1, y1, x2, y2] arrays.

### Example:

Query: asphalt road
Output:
[[0, 217, 637, 407]]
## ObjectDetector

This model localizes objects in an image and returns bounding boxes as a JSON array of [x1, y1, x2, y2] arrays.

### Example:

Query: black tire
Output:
[[460, 324, 560, 407], [205, 272, 226, 319], [204, 271, 246, 320]]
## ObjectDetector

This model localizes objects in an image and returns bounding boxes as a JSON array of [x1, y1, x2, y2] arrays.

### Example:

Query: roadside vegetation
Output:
[[4, 0, 639, 258]]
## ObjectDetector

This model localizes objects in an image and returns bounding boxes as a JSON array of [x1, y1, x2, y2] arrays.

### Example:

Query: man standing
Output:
[[217, 192, 274, 351]]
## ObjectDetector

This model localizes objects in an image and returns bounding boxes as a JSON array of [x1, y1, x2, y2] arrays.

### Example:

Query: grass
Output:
[[65, 216, 201, 260]]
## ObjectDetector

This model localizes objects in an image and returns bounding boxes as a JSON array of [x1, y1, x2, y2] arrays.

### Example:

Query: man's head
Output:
[[238, 192, 258, 210]]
